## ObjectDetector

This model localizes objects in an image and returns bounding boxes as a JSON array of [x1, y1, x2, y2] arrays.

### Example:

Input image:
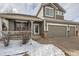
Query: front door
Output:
[[34, 24, 39, 35]]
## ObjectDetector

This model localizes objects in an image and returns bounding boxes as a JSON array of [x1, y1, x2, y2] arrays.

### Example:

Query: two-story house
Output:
[[0, 3, 79, 40]]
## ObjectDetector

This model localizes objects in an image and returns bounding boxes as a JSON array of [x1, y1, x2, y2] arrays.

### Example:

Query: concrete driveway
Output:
[[33, 37, 79, 56]]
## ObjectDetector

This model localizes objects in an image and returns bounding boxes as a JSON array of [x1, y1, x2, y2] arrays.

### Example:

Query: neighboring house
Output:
[[0, 3, 79, 39]]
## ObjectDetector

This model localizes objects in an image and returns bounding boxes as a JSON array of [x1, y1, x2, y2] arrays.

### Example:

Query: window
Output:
[[16, 22, 21, 31], [15, 22, 27, 31], [56, 11, 63, 16], [34, 24, 39, 34], [45, 7, 54, 17]]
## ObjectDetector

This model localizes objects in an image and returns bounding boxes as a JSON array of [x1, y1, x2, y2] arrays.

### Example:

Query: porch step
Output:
[[32, 36, 42, 40], [33, 36, 47, 44], [9, 36, 22, 40]]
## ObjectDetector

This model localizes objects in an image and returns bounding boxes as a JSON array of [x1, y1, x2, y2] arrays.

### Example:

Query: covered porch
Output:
[[0, 13, 44, 46], [8, 19, 44, 38]]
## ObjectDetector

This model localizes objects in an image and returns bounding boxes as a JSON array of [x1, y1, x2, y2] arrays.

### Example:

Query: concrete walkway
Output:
[[33, 37, 79, 56]]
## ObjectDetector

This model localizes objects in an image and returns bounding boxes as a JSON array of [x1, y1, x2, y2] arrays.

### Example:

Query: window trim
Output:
[[34, 24, 39, 35], [47, 23, 76, 31], [45, 7, 54, 17], [56, 11, 63, 16], [15, 22, 27, 31]]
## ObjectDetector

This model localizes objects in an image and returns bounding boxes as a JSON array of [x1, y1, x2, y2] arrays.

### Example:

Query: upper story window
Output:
[[56, 11, 63, 16], [45, 7, 54, 17]]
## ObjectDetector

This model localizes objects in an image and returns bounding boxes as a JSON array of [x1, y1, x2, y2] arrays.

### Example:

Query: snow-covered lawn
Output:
[[0, 39, 65, 56]]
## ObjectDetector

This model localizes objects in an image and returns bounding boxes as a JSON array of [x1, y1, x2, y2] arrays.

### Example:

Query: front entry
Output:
[[34, 24, 39, 35]]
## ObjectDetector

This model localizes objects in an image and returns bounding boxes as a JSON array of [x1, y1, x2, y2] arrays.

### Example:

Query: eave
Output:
[[45, 18, 79, 25], [0, 13, 42, 21]]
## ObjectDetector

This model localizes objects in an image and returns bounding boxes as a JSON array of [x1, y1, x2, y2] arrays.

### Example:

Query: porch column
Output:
[[43, 20, 47, 38], [75, 25, 78, 37], [30, 21, 33, 39], [0, 17, 2, 38], [66, 25, 70, 37]]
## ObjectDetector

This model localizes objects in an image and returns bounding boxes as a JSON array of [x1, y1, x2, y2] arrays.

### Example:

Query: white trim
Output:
[[0, 17, 2, 38], [55, 9, 56, 19], [44, 20, 46, 31], [45, 7, 54, 17], [56, 11, 63, 16], [47, 23, 76, 27], [15, 20, 27, 23], [67, 26, 70, 31], [75, 26, 78, 31], [69, 25, 76, 27], [75, 26, 77, 36], [47, 23, 48, 31], [45, 6, 54, 10], [47, 23, 76, 31], [34, 24, 39, 35]]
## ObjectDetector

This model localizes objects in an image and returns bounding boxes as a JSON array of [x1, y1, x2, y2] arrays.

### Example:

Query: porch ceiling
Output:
[[0, 13, 42, 21]]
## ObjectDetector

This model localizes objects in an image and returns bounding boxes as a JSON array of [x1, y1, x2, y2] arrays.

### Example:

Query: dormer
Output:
[[36, 3, 65, 20]]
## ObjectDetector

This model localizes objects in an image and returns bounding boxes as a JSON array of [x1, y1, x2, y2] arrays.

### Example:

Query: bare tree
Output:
[[2, 22, 10, 47]]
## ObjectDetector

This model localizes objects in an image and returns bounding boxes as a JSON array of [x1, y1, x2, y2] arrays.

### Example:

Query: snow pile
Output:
[[0, 39, 65, 56], [27, 39, 65, 56]]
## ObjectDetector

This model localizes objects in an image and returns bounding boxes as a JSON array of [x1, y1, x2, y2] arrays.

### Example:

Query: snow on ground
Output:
[[0, 39, 65, 56]]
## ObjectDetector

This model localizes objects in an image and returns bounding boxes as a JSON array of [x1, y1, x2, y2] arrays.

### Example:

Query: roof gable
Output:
[[53, 3, 65, 12], [36, 3, 66, 16]]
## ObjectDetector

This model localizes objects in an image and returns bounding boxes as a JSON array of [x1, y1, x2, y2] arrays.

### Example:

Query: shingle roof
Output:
[[53, 3, 66, 13]]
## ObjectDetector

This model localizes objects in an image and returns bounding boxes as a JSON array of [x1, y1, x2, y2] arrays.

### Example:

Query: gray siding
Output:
[[9, 20, 15, 31], [56, 15, 64, 20]]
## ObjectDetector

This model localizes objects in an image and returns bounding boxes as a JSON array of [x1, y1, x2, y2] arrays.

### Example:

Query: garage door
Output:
[[69, 27, 75, 36], [47, 25, 67, 37]]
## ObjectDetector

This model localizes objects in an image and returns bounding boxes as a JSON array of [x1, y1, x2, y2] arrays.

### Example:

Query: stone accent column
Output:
[[43, 31, 47, 38]]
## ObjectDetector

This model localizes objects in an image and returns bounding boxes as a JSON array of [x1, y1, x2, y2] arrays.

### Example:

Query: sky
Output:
[[0, 3, 41, 15], [59, 3, 79, 22], [0, 3, 79, 22]]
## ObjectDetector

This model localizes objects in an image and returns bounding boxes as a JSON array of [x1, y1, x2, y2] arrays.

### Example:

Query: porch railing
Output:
[[0, 31, 31, 47]]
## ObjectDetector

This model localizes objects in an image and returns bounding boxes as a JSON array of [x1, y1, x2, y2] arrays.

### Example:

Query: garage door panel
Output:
[[48, 25, 66, 37], [69, 27, 75, 36]]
